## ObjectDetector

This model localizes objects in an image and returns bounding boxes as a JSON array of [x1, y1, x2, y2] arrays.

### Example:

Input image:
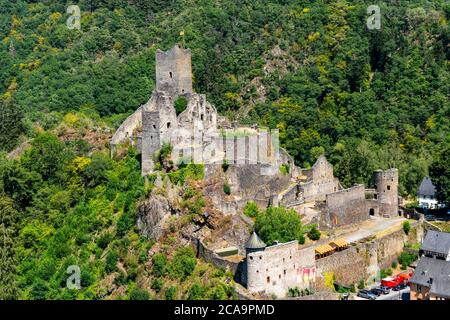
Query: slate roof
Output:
[[418, 176, 436, 197], [245, 232, 266, 249], [410, 256, 450, 297], [421, 230, 450, 257]]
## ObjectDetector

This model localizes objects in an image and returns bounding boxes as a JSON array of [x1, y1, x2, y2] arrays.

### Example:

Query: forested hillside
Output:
[[0, 0, 449, 300]]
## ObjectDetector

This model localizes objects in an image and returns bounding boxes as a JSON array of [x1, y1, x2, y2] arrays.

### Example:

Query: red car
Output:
[[381, 272, 414, 288], [381, 276, 403, 288]]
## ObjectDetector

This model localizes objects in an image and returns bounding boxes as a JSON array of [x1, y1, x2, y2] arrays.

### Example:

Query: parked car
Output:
[[370, 288, 383, 296], [357, 289, 377, 300], [392, 283, 407, 291], [424, 215, 434, 221], [378, 286, 390, 295]]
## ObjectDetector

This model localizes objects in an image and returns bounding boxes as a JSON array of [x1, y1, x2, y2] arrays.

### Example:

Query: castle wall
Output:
[[323, 185, 368, 227], [110, 106, 143, 156], [315, 226, 411, 288], [246, 242, 315, 297], [300, 156, 339, 202]]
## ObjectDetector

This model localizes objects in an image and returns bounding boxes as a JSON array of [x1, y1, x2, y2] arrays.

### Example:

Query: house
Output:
[[409, 257, 450, 300], [410, 231, 450, 300], [419, 230, 450, 260], [417, 177, 440, 209]]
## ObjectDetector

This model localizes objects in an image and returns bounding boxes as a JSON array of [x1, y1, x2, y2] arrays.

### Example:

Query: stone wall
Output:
[[315, 226, 415, 288], [300, 155, 340, 202], [246, 241, 316, 297], [323, 185, 368, 227], [110, 106, 143, 154]]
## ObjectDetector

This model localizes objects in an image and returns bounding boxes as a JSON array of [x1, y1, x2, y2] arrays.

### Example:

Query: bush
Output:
[[307, 226, 321, 241], [151, 253, 167, 277], [391, 261, 398, 269], [187, 283, 205, 300], [398, 251, 418, 269], [223, 183, 231, 195], [130, 287, 150, 300], [358, 280, 365, 290], [244, 201, 259, 218], [174, 96, 188, 115], [165, 286, 177, 300], [403, 221, 411, 235], [222, 160, 229, 172], [97, 232, 112, 249], [279, 164, 290, 175], [151, 278, 163, 292], [168, 247, 197, 280], [105, 251, 118, 273]]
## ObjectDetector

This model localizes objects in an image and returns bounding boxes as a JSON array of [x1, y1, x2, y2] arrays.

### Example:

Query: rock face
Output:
[[137, 194, 175, 241]]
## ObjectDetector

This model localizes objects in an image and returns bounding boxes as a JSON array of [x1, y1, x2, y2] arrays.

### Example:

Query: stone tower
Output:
[[374, 169, 399, 217], [141, 111, 161, 175], [155, 44, 193, 97], [245, 232, 267, 292]]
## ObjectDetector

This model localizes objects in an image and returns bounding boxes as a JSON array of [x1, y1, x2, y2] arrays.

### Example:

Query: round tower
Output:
[[374, 169, 398, 217], [245, 232, 266, 292]]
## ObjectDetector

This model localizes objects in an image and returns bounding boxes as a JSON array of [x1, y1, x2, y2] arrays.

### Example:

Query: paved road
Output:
[[343, 216, 406, 243], [354, 287, 410, 301], [377, 288, 410, 300]]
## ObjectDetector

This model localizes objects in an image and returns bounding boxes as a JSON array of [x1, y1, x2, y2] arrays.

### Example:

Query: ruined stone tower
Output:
[[155, 44, 193, 97], [374, 168, 399, 217]]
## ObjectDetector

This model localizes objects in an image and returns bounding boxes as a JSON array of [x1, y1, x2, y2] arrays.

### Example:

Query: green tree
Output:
[[168, 247, 197, 280], [0, 195, 19, 299], [152, 253, 167, 277], [130, 287, 150, 300], [254, 207, 305, 245], [0, 99, 25, 152], [429, 146, 450, 205]]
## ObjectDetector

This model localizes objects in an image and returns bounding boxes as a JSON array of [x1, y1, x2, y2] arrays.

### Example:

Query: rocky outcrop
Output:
[[137, 194, 176, 241]]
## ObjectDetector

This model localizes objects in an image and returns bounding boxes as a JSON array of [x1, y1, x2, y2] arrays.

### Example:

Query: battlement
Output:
[[156, 44, 193, 97]]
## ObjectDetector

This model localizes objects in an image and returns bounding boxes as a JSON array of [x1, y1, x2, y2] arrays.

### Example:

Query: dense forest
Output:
[[0, 0, 449, 299]]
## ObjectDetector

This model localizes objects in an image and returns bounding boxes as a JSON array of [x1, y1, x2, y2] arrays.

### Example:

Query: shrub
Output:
[[358, 279, 365, 290], [307, 226, 321, 241], [130, 287, 150, 300], [244, 201, 259, 218], [151, 253, 167, 277], [391, 261, 398, 269], [187, 283, 205, 300], [403, 221, 411, 235], [168, 247, 197, 280], [174, 96, 188, 115], [97, 232, 112, 249], [165, 286, 177, 300], [223, 183, 231, 195], [105, 251, 118, 273], [279, 163, 290, 175], [151, 278, 163, 293], [398, 251, 418, 269], [222, 159, 229, 172]]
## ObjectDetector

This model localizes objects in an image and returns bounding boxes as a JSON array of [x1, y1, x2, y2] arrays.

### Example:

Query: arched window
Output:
[[169, 72, 173, 78]]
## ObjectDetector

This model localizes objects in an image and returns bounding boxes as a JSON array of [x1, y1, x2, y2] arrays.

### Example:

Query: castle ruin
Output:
[[111, 45, 402, 298]]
